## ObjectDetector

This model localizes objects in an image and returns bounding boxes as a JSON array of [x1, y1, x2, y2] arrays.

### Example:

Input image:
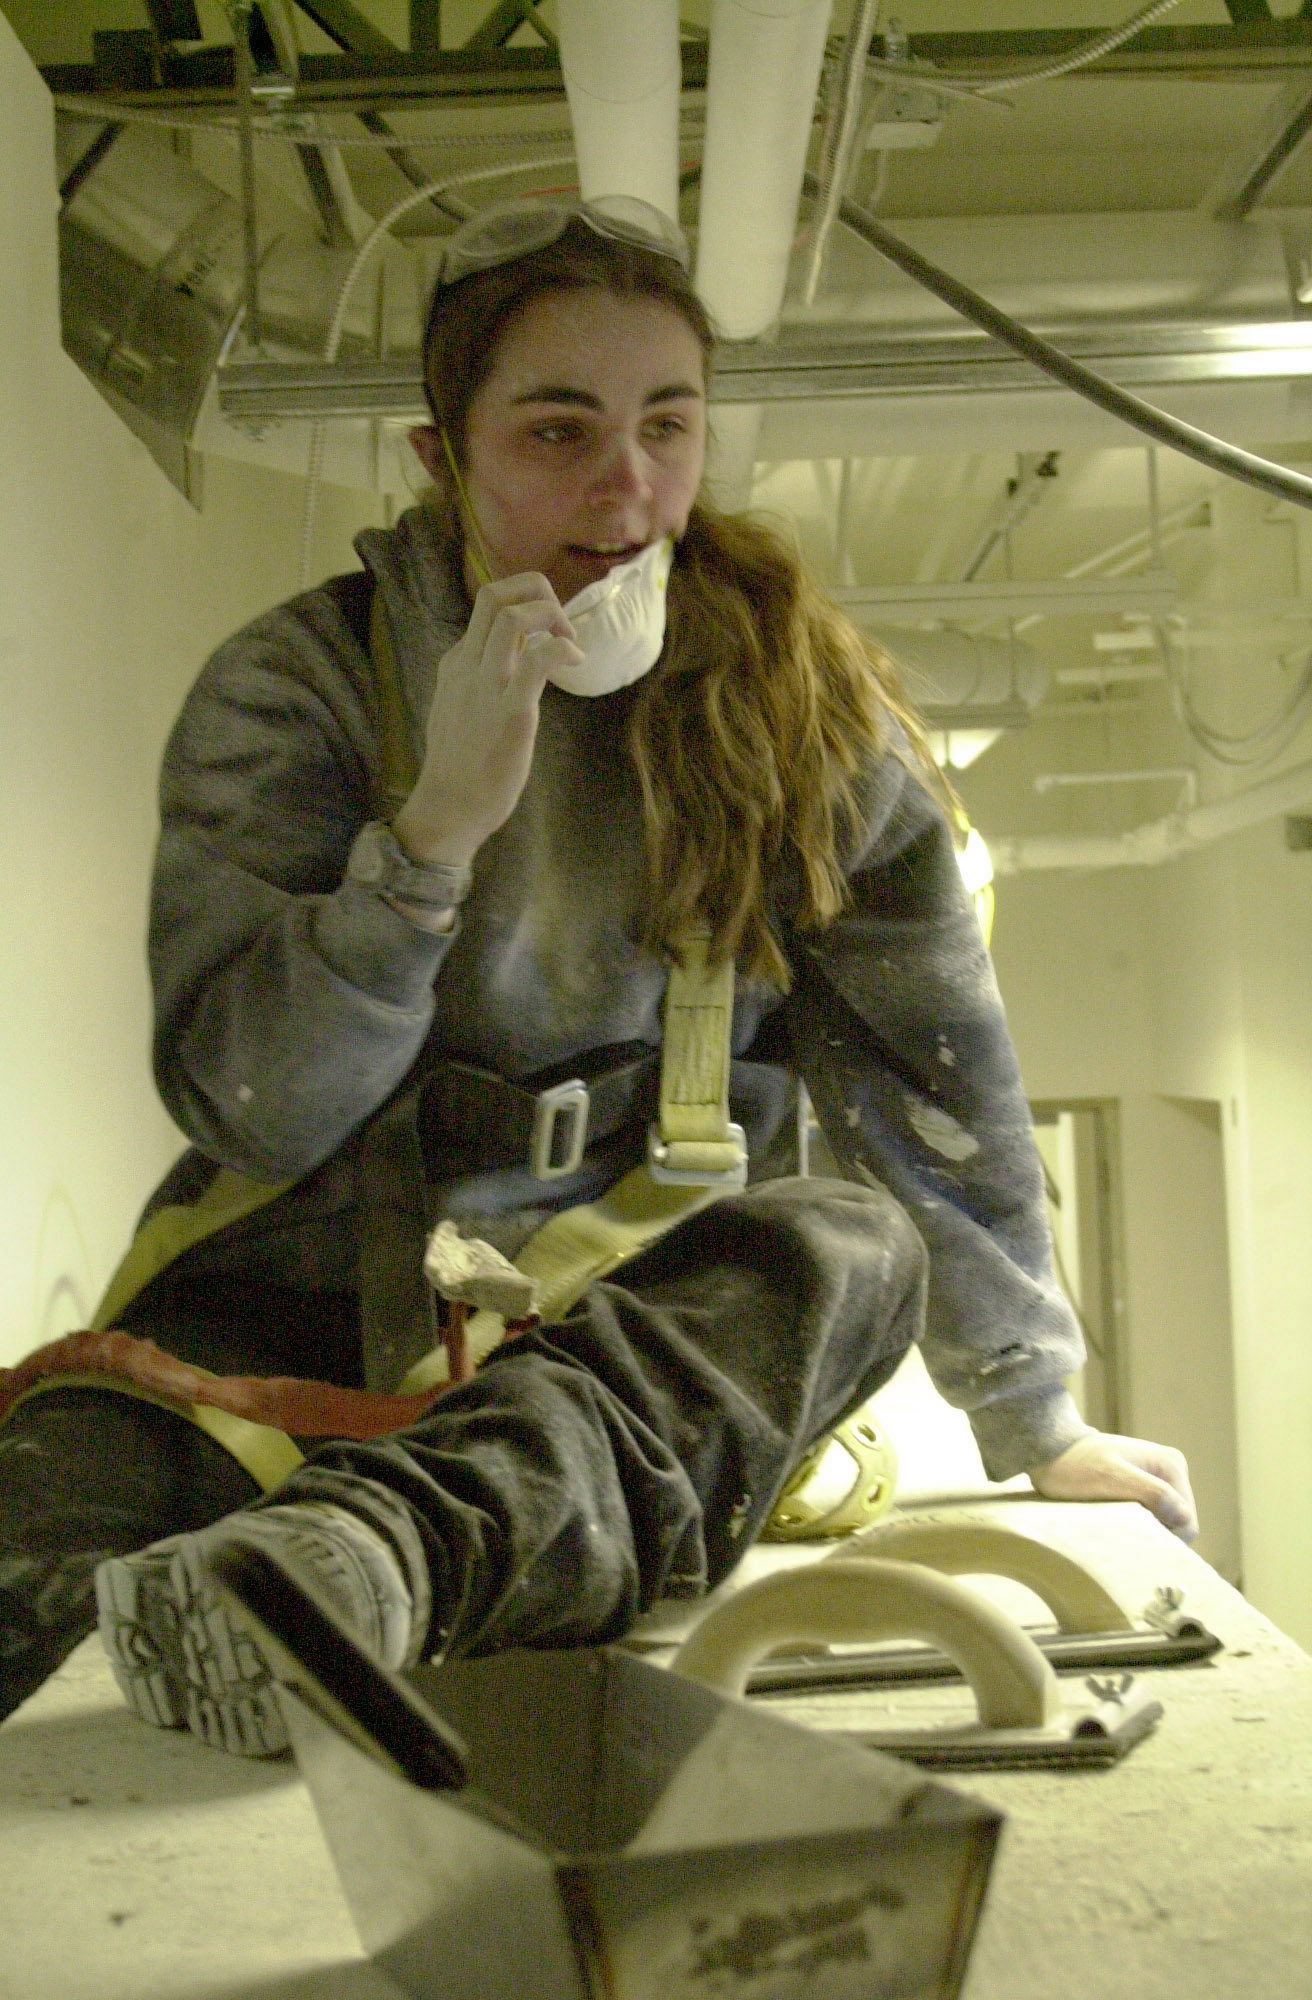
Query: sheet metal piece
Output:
[[282, 1644, 1003, 2000]]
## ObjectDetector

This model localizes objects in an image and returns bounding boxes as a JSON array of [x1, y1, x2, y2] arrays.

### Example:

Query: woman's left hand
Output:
[[1029, 1432, 1199, 1543]]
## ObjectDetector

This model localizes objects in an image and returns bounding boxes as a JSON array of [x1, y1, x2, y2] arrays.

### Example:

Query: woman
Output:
[[0, 197, 1195, 1749]]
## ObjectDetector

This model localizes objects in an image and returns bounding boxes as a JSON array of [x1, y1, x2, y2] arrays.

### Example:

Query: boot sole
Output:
[[96, 1539, 289, 1758]]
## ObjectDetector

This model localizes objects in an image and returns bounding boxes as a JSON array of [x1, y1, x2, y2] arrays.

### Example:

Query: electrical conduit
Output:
[[989, 757, 1312, 873]]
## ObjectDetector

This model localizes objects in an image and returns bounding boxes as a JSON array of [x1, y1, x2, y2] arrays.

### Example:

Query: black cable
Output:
[[58, 120, 122, 206], [821, 180, 1312, 517]]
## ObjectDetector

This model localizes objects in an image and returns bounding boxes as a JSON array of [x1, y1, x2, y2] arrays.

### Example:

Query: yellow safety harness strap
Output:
[[10, 938, 743, 1485], [369, 589, 422, 814], [90, 1167, 294, 1336], [59, 1167, 306, 1492], [647, 923, 748, 1186], [3, 1369, 306, 1493], [5, 590, 755, 1496], [398, 1167, 725, 1395], [400, 931, 750, 1394]]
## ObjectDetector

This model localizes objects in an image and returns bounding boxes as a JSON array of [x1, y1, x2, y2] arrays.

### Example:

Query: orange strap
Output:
[[0, 1327, 454, 1443]]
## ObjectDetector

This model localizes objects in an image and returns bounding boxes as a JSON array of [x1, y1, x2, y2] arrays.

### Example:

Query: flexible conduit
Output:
[[801, 0, 882, 309], [863, 0, 1185, 99], [822, 184, 1312, 517]]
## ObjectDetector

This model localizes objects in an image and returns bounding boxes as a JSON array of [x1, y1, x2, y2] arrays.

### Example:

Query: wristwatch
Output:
[[345, 821, 473, 913]]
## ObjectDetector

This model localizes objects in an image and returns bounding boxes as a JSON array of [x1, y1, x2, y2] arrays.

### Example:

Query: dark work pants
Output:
[[0, 1390, 259, 1721], [0, 1176, 924, 1721]]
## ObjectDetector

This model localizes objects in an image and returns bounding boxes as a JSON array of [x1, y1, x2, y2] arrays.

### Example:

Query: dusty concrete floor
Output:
[[0, 1635, 399, 1999]]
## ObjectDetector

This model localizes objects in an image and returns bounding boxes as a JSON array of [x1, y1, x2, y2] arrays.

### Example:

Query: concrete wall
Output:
[[984, 826, 1312, 1645], [0, 18, 381, 1364], [1152, 826, 1312, 1643], [1117, 1093, 1241, 1586]]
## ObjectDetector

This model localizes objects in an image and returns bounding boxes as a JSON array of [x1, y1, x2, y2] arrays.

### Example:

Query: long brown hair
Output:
[[423, 217, 947, 989]]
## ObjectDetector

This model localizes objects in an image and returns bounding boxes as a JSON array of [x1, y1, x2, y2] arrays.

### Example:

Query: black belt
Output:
[[418, 1043, 661, 1183]]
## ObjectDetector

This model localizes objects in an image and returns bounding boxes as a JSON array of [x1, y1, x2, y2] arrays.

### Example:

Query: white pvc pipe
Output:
[[695, 0, 832, 340], [990, 756, 1312, 874], [557, 0, 681, 220]]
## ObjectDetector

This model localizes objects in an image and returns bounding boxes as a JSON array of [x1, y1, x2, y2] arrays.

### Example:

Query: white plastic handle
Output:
[[671, 1559, 1062, 1730], [835, 1515, 1134, 1635]]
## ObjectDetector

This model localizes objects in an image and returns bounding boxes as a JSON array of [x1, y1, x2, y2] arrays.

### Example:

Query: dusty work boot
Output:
[[95, 1504, 420, 1757]]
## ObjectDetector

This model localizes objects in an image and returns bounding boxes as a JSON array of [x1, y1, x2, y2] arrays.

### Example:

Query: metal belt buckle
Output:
[[529, 1078, 590, 1180], [646, 1122, 749, 1188]]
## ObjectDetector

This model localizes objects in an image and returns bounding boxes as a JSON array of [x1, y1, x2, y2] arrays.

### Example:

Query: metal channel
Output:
[[41, 20, 1312, 108], [216, 319, 1312, 423], [833, 575, 1177, 624]]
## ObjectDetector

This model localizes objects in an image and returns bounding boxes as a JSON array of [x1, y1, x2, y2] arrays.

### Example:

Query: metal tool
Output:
[[213, 1543, 1003, 2000], [670, 1559, 1165, 1773]]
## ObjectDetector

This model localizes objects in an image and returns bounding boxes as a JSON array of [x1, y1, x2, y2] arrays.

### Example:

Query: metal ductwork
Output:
[[58, 122, 249, 488], [57, 118, 421, 493], [869, 628, 1049, 771]]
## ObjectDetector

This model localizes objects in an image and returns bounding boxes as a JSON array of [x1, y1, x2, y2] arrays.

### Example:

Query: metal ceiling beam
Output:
[[41, 19, 1312, 109], [354, 109, 471, 221], [294, 2, 400, 59], [833, 576, 1178, 625], [45, 47, 578, 109], [292, 141, 355, 248], [882, 21, 1312, 80], [215, 319, 1312, 423], [463, 1, 557, 52], [411, 2, 442, 57], [58, 121, 123, 205], [1209, 78, 1312, 221]]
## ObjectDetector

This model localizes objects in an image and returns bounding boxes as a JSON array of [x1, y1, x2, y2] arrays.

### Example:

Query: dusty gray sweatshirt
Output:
[[147, 505, 1088, 1479]]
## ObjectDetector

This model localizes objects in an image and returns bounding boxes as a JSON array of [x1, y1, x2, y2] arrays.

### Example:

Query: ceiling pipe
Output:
[[989, 756, 1312, 874], [696, 0, 830, 341], [694, 0, 830, 507], [869, 627, 1048, 715], [556, 0, 681, 219]]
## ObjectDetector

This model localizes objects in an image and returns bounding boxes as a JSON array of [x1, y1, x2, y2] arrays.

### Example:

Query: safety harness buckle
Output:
[[647, 1122, 749, 1188], [529, 1078, 590, 1180]]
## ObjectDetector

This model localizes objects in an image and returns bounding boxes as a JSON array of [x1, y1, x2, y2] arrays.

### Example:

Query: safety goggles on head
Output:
[[437, 194, 690, 286]]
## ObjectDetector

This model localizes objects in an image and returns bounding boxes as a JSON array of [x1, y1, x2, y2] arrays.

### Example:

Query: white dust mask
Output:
[[544, 537, 674, 698]]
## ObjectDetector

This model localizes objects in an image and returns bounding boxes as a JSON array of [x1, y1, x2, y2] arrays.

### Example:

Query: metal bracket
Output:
[[528, 1079, 589, 1181], [647, 1122, 748, 1188]]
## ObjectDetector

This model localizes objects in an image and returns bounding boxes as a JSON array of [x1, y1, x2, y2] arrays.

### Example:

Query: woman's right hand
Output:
[[392, 573, 583, 866]]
